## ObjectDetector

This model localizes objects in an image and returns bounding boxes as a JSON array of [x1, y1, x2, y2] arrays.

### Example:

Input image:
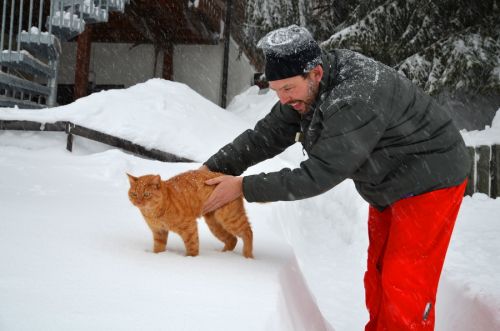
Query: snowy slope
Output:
[[1, 80, 499, 330]]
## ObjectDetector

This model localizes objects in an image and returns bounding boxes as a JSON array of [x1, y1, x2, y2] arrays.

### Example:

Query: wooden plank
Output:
[[491, 145, 500, 198], [0, 120, 66, 131], [71, 124, 193, 163], [476, 145, 491, 196], [0, 119, 193, 163], [465, 146, 475, 196]]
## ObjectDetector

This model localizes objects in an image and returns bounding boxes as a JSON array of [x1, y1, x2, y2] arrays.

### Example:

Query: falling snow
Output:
[[0, 80, 499, 330]]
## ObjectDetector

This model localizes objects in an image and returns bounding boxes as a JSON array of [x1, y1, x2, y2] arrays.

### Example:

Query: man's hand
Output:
[[202, 175, 243, 214]]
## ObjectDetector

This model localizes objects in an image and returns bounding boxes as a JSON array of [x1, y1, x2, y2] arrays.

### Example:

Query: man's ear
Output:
[[311, 65, 323, 83]]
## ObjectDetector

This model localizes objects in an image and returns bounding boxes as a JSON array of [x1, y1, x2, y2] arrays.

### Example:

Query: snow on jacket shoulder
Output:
[[204, 49, 470, 209]]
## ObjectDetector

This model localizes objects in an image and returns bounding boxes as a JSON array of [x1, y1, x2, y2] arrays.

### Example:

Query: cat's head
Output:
[[127, 173, 163, 208]]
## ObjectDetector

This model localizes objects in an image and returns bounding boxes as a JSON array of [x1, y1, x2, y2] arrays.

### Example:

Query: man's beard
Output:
[[287, 78, 319, 114]]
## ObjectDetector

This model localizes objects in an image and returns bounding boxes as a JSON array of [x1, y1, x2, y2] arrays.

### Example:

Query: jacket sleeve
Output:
[[204, 102, 300, 176], [242, 98, 387, 202]]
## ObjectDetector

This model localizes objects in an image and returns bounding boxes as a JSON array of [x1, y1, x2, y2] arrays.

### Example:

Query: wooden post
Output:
[[220, 0, 232, 108], [476, 145, 491, 196], [162, 43, 173, 80], [465, 146, 475, 196], [491, 145, 500, 198], [66, 133, 74, 152], [74, 26, 93, 100], [65, 122, 74, 152]]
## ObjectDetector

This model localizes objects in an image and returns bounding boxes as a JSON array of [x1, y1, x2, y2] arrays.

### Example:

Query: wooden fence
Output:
[[0, 120, 193, 163], [465, 145, 500, 198]]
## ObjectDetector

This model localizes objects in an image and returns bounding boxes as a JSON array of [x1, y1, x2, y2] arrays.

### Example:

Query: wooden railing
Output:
[[0, 119, 193, 162], [465, 145, 500, 198]]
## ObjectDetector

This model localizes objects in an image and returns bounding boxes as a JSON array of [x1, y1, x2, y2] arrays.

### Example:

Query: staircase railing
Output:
[[0, 0, 128, 109]]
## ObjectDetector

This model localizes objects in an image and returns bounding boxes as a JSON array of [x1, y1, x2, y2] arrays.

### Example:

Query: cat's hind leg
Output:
[[152, 230, 168, 253], [178, 222, 199, 257], [238, 222, 254, 259], [214, 211, 253, 259], [204, 213, 237, 252]]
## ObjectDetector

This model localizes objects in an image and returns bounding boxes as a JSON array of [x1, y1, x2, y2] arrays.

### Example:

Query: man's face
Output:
[[268, 66, 323, 115]]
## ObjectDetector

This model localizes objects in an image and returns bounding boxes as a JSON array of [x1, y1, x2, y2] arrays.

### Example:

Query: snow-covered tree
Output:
[[322, 0, 500, 97], [238, 0, 499, 128]]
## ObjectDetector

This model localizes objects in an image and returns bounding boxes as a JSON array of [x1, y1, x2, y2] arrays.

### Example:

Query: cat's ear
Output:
[[127, 173, 138, 185], [153, 175, 161, 188]]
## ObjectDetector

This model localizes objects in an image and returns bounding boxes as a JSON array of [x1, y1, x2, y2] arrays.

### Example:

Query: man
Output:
[[200, 25, 470, 330]]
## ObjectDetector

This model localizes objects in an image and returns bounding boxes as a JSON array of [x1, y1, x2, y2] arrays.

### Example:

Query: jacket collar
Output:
[[308, 50, 337, 114], [319, 50, 337, 98]]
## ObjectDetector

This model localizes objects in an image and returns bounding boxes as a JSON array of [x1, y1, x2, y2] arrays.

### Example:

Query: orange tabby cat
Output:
[[127, 170, 253, 258]]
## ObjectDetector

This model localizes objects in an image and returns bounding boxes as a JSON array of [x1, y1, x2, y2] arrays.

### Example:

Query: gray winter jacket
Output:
[[204, 49, 470, 210]]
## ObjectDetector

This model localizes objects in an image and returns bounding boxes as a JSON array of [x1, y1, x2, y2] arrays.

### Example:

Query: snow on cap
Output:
[[257, 25, 322, 81]]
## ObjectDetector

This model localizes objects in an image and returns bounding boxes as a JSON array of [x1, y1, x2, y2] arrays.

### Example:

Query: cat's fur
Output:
[[127, 170, 253, 258]]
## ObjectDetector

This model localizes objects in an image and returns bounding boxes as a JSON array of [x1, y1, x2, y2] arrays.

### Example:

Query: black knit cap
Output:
[[257, 25, 322, 81]]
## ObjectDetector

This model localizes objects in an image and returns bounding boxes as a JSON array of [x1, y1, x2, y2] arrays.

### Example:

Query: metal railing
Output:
[[1, 0, 59, 107], [1, 0, 126, 109]]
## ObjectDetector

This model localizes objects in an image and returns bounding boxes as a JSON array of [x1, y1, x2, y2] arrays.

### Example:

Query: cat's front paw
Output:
[[153, 247, 166, 253], [185, 249, 199, 257]]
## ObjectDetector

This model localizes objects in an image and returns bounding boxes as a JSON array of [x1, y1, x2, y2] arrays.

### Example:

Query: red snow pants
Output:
[[364, 180, 467, 331]]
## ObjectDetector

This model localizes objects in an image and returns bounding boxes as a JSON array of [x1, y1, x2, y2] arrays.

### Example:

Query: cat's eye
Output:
[[144, 192, 151, 198], [130, 192, 137, 197]]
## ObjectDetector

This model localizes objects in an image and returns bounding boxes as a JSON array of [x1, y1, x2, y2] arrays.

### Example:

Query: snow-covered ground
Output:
[[1, 80, 499, 330]]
